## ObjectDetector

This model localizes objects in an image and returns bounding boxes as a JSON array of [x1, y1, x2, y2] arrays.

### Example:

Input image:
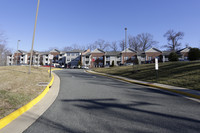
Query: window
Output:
[[124, 57, 128, 61], [76, 53, 79, 56], [106, 56, 110, 61], [67, 58, 70, 61], [71, 53, 75, 56], [148, 56, 152, 61], [99, 57, 103, 60], [86, 61, 89, 64], [93, 57, 97, 60], [86, 56, 89, 58], [131, 56, 135, 60], [67, 53, 70, 56], [71, 58, 74, 61]]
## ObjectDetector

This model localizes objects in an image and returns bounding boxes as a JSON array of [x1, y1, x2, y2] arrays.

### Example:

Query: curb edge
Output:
[[0, 68, 61, 129], [86, 70, 200, 100]]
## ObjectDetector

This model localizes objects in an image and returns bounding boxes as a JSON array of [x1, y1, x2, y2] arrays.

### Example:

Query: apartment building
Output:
[[121, 48, 138, 64], [145, 48, 163, 63], [7, 47, 192, 67], [104, 51, 121, 66], [7, 54, 14, 66], [177, 47, 191, 61], [81, 49, 91, 67], [64, 49, 84, 68]]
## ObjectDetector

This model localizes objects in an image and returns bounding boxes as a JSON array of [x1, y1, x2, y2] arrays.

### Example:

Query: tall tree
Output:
[[86, 43, 97, 51], [164, 30, 184, 51], [128, 35, 141, 51], [0, 32, 11, 66], [109, 41, 118, 52], [62, 46, 73, 51], [137, 33, 157, 51], [94, 39, 109, 51], [119, 40, 125, 51]]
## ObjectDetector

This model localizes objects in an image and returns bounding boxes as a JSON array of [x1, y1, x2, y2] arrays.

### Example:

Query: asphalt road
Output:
[[24, 69, 200, 133]]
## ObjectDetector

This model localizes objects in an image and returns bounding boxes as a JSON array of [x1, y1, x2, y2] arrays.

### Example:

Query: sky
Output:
[[0, 0, 200, 52]]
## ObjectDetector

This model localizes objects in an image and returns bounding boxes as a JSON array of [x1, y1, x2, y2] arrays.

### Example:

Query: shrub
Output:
[[188, 48, 200, 61], [169, 52, 179, 61]]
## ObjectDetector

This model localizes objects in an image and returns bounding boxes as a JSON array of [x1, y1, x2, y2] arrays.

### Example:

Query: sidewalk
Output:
[[86, 70, 200, 101]]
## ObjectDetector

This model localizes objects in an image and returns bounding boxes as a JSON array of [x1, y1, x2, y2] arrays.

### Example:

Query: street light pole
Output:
[[125, 28, 127, 64], [29, 0, 40, 74], [16, 40, 20, 65]]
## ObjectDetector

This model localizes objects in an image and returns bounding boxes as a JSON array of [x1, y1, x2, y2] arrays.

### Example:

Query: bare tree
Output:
[[119, 40, 125, 51], [94, 39, 109, 51], [0, 32, 11, 66], [86, 43, 96, 51], [109, 41, 118, 51], [128, 35, 141, 51], [164, 30, 184, 51], [137, 33, 157, 51], [62, 46, 73, 51]]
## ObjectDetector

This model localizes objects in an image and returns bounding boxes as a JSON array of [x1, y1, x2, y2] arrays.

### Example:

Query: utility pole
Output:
[[16, 40, 20, 65], [125, 28, 127, 64], [29, 0, 40, 74]]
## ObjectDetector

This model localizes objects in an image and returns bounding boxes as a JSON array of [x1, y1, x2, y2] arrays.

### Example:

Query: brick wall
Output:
[[121, 53, 137, 64], [145, 52, 162, 61], [91, 53, 105, 67]]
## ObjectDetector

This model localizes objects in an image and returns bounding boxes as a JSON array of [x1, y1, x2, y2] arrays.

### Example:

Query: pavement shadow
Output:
[[60, 98, 200, 132]]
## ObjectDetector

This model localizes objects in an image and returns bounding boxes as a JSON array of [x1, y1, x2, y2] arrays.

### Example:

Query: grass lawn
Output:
[[0, 66, 50, 119], [93, 61, 200, 91]]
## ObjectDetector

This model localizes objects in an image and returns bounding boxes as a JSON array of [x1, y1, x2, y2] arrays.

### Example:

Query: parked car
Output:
[[81, 65, 89, 69], [70, 66, 78, 69]]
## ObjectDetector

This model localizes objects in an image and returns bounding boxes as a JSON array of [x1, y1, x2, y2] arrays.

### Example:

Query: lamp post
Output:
[[125, 28, 127, 64], [29, 0, 40, 74], [16, 40, 20, 65]]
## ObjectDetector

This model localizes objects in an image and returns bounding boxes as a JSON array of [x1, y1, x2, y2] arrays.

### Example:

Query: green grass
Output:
[[93, 61, 200, 91]]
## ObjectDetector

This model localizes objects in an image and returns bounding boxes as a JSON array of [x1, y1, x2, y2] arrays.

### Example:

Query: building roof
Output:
[[39, 52, 50, 55], [16, 50, 27, 54], [162, 51, 171, 56], [50, 49, 60, 53], [63, 49, 85, 53], [91, 48, 105, 53], [145, 47, 162, 53], [176, 47, 191, 53], [105, 51, 121, 56], [122, 48, 137, 53]]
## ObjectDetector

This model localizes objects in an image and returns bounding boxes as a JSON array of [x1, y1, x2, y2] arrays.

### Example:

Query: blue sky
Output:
[[0, 0, 200, 52]]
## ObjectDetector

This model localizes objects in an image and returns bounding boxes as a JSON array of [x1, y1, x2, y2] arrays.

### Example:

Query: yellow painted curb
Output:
[[86, 70, 200, 100], [0, 68, 61, 129]]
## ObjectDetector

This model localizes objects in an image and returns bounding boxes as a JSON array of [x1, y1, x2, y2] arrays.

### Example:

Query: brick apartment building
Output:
[[7, 47, 191, 68]]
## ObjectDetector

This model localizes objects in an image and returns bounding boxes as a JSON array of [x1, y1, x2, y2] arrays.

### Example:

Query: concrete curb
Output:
[[0, 68, 61, 130], [86, 70, 200, 100]]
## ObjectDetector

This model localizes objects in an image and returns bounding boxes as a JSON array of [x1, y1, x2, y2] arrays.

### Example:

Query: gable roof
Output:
[[91, 48, 105, 53], [145, 48, 162, 53], [16, 50, 27, 54], [105, 51, 121, 56], [177, 47, 191, 53], [50, 49, 60, 53], [122, 48, 137, 53]]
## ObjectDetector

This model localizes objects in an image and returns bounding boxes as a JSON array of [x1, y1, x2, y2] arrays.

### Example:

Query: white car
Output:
[[81, 65, 89, 69]]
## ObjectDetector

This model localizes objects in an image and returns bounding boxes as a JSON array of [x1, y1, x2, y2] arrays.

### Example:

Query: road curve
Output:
[[24, 69, 200, 133]]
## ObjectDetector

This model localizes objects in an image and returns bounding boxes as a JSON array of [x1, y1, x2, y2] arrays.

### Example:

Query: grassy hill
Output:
[[0, 66, 50, 119], [93, 61, 200, 91]]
